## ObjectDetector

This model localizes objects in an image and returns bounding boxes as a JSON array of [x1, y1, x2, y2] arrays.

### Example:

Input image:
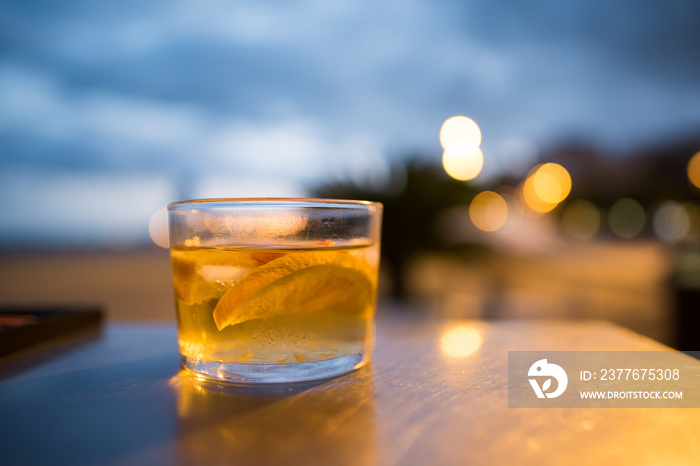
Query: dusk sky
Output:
[[1, 0, 699, 247]]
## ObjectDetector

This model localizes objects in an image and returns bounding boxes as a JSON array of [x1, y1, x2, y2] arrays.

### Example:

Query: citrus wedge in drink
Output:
[[213, 251, 374, 331]]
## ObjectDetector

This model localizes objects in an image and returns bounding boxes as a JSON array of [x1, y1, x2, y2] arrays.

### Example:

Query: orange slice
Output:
[[213, 251, 374, 330]]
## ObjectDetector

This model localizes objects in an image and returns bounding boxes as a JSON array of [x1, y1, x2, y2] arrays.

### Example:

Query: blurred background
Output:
[[1, 1, 700, 348]]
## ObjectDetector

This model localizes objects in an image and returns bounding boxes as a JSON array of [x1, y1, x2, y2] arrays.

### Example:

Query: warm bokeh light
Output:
[[532, 170, 561, 203], [608, 198, 646, 239], [521, 172, 557, 214], [149, 207, 170, 248], [561, 199, 601, 240], [469, 191, 508, 232], [439, 116, 481, 153], [440, 325, 482, 358], [653, 201, 690, 243], [531, 163, 571, 204], [687, 151, 700, 188], [443, 147, 484, 181], [520, 163, 572, 214]]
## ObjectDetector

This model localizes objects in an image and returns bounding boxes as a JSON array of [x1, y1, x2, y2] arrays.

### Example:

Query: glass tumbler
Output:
[[167, 198, 382, 383]]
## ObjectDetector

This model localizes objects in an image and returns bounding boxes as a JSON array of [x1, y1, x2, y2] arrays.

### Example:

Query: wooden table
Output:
[[1, 313, 699, 466]]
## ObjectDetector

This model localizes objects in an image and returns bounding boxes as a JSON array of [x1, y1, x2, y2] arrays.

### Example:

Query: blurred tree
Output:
[[312, 157, 478, 299]]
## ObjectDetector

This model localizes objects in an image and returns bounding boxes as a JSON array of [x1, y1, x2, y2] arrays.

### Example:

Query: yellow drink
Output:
[[171, 243, 379, 366]]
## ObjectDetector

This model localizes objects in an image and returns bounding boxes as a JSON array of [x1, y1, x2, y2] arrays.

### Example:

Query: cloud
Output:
[[0, 63, 391, 245], [0, 64, 205, 149], [0, 169, 177, 246], [0, 63, 386, 182], [191, 175, 305, 200], [2, 0, 700, 245]]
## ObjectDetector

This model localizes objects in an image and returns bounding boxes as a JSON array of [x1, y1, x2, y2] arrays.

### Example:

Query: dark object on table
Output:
[[675, 287, 700, 351], [672, 250, 700, 351], [0, 304, 103, 355]]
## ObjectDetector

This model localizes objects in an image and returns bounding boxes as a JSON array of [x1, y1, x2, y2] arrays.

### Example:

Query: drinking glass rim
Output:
[[168, 197, 382, 211]]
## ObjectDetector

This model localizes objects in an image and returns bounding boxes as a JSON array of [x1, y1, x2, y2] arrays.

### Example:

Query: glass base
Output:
[[180, 352, 368, 384]]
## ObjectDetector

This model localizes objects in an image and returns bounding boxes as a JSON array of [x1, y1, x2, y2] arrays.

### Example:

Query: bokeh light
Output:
[[653, 201, 690, 243], [439, 116, 481, 153], [520, 163, 572, 214], [561, 199, 601, 240], [532, 163, 571, 204], [470, 191, 508, 232], [608, 198, 646, 239], [687, 151, 700, 189], [521, 169, 556, 214], [148, 207, 170, 248], [440, 325, 482, 358], [443, 147, 484, 181]]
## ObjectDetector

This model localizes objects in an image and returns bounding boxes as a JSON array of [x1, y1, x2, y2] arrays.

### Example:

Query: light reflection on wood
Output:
[[173, 368, 376, 466]]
